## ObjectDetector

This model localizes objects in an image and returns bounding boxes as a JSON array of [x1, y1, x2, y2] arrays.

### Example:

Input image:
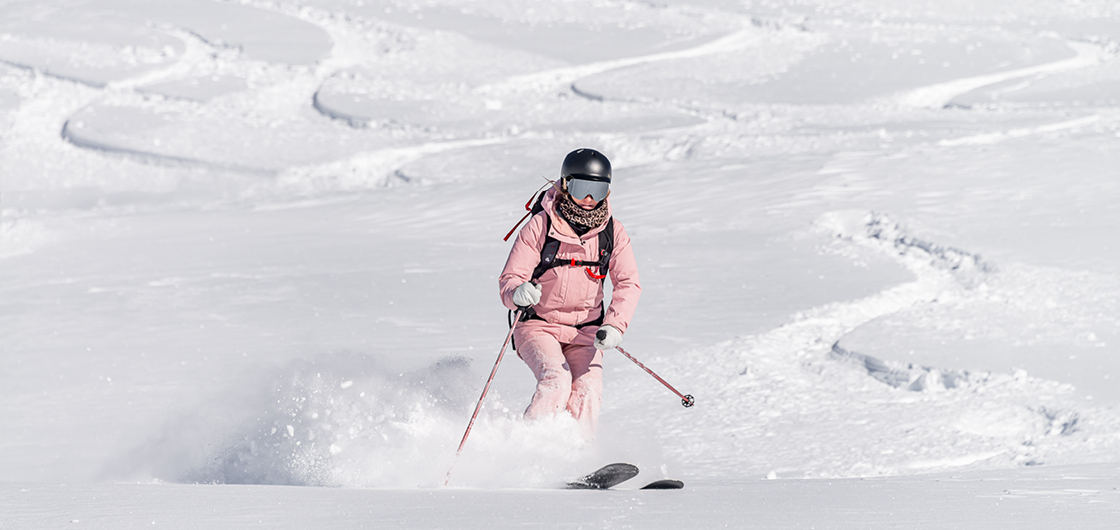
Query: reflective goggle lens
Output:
[[566, 177, 609, 202]]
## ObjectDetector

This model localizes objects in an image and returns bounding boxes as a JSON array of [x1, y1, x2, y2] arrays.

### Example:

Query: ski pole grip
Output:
[[596, 329, 607, 341]]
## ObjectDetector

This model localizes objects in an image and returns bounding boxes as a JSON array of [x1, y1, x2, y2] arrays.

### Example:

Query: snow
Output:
[[2, 0, 1120, 527], [5, 464, 1120, 529]]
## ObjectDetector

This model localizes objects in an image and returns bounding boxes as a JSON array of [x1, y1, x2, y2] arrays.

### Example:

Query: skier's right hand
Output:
[[512, 281, 542, 308]]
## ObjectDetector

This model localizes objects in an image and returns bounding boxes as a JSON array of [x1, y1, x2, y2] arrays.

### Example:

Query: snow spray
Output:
[[445, 308, 524, 485]]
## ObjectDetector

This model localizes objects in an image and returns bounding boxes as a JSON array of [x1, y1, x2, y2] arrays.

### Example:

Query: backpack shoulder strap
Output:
[[596, 217, 614, 279], [531, 215, 560, 282], [530, 191, 547, 216]]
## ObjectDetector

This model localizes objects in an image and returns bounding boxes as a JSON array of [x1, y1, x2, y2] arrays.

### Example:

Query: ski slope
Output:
[[2, 0, 1119, 527]]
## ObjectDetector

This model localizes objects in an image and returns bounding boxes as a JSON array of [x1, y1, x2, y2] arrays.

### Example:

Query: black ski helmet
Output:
[[560, 148, 611, 183]]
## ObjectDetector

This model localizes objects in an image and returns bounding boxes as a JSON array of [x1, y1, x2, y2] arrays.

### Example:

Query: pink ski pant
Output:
[[515, 321, 602, 439]]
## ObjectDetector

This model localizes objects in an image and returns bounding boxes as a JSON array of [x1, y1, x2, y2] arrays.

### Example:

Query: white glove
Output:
[[594, 325, 622, 350], [512, 281, 542, 307]]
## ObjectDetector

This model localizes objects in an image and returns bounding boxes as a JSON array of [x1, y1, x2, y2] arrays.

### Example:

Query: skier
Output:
[[498, 148, 641, 439]]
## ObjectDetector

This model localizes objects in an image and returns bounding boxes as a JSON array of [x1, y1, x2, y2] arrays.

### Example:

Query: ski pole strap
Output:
[[615, 346, 695, 408]]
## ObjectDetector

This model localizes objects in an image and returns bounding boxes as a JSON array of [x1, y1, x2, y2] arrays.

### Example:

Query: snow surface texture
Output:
[[3, 0, 1120, 526]]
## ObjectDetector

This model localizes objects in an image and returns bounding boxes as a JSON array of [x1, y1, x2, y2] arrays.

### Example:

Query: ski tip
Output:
[[640, 479, 685, 490]]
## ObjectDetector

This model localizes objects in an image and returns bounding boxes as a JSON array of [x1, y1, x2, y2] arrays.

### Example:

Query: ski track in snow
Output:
[[895, 40, 1109, 109], [61, 119, 278, 176], [6, 1, 381, 177], [274, 137, 509, 192], [475, 24, 767, 96], [297, 13, 774, 184], [937, 114, 1104, 146], [25, 3, 780, 186], [32, 1, 579, 178]]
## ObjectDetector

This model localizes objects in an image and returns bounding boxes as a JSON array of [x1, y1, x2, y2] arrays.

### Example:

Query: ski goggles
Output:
[[564, 176, 610, 202]]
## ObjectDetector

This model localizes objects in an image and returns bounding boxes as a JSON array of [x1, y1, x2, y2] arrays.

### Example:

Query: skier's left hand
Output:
[[594, 325, 622, 350]]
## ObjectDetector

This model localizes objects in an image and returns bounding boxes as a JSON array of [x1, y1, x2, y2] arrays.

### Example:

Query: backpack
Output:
[[505, 185, 615, 341]]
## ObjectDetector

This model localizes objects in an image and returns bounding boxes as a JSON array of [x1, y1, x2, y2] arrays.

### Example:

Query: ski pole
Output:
[[444, 308, 524, 486], [603, 333, 694, 408]]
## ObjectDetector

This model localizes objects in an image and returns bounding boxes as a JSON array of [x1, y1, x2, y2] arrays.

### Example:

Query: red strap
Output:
[[502, 182, 554, 242], [585, 267, 606, 280], [503, 210, 533, 241]]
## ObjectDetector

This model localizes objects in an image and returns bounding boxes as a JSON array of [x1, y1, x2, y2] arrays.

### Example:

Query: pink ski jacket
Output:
[[499, 187, 641, 333]]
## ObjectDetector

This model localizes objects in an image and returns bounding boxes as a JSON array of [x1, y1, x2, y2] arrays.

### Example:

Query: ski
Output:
[[640, 479, 684, 490], [566, 463, 639, 490]]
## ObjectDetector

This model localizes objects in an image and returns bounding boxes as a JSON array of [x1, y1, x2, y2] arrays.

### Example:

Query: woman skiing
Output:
[[498, 148, 641, 439]]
